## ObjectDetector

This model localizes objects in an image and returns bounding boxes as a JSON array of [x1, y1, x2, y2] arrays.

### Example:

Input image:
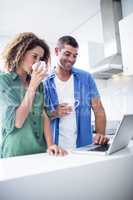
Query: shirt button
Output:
[[33, 121, 36, 125], [2, 90, 5, 93]]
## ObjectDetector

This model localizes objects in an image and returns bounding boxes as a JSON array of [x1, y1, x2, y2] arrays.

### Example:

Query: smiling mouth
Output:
[[66, 62, 73, 66]]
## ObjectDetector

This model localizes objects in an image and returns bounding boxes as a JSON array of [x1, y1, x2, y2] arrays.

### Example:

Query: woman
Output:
[[0, 32, 66, 158]]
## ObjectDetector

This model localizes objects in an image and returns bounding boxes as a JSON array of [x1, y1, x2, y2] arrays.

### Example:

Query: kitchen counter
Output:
[[0, 141, 133, 200]]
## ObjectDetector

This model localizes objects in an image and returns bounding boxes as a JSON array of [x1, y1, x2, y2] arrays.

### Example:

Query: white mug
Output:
[[67, 99, 80, 112], [32, 61, 46, 71]]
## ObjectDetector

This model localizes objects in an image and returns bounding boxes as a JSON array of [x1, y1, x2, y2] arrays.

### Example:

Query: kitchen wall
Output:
[[0, 35, 11, 70], [95, 75, 133, 121]]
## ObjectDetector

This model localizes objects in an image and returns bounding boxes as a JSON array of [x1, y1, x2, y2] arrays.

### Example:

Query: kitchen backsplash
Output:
[[95, 75, 133, 120]]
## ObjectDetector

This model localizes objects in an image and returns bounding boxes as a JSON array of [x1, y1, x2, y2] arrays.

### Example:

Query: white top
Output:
[[54, 75, 77, 149]]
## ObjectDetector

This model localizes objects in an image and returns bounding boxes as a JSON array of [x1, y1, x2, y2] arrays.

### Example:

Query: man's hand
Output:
[[50, 103, 73, 119], [93, 133, 109, 145], [47, 144, 68, 156], [56, 103, 72, 118]]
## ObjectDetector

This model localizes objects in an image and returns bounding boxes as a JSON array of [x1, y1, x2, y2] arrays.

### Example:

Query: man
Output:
[[43, 35, 109, 149]]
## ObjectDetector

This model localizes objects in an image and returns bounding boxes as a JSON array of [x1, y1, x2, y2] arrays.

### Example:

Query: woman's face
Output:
[[21, 46, 44, 73]]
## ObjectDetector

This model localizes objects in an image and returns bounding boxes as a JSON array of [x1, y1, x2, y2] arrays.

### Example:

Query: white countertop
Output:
[[0, 141, 133, 182]]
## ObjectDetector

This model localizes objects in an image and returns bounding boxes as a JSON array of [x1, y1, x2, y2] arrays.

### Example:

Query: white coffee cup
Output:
[[32, 61, 46, 71], [67, 99, 80, 112]]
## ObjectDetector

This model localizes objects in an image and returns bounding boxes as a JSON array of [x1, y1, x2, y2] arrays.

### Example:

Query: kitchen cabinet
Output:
[[119, 13, 133, 75]]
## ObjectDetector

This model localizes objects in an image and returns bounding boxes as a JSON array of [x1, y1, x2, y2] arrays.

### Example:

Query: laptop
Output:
[[72, 114, 133, 155]]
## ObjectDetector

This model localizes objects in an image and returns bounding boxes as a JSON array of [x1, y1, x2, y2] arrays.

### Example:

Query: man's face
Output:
[[55, 44, 78, 71]]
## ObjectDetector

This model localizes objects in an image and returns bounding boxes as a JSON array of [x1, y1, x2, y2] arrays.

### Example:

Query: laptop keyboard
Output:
[[89, 144, 110, 152]]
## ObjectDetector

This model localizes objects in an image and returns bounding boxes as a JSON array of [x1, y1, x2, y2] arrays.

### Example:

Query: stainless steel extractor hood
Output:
[[90, 0, 123, 79], [90, 53, 122, 79]]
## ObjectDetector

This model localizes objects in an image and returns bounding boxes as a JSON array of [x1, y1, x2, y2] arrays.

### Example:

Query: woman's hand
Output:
[[47, 144, 68, 156], [29, 62, 48, 91]]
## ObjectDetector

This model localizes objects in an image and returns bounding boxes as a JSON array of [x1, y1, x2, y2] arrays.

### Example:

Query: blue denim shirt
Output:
[[43, 67, 100, 147]]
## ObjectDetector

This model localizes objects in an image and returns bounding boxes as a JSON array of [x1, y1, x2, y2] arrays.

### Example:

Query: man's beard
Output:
[[57, 60, 73, 71]]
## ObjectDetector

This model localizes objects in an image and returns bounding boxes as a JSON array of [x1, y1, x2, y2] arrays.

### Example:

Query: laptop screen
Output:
[[107, 114, 133, 154]]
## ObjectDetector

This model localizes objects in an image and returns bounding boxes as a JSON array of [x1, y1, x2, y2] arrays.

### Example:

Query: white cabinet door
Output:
[[119, 13, 133, 75]]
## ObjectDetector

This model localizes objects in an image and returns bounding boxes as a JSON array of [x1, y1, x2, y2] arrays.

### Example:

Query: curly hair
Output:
[[2, 32, 50, 71]]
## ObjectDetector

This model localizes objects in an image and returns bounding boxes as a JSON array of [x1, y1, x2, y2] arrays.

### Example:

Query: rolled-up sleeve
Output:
[[0, 75, 19, 135], [43, 80, 57, 116]]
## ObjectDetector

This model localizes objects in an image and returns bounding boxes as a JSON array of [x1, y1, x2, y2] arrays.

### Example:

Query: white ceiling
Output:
[[0, 0, 103, 47]]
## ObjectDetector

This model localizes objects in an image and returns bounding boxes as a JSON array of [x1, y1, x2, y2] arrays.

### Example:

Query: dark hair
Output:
[[2, 32, 50, 71], [57, 35, 79, 49]]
